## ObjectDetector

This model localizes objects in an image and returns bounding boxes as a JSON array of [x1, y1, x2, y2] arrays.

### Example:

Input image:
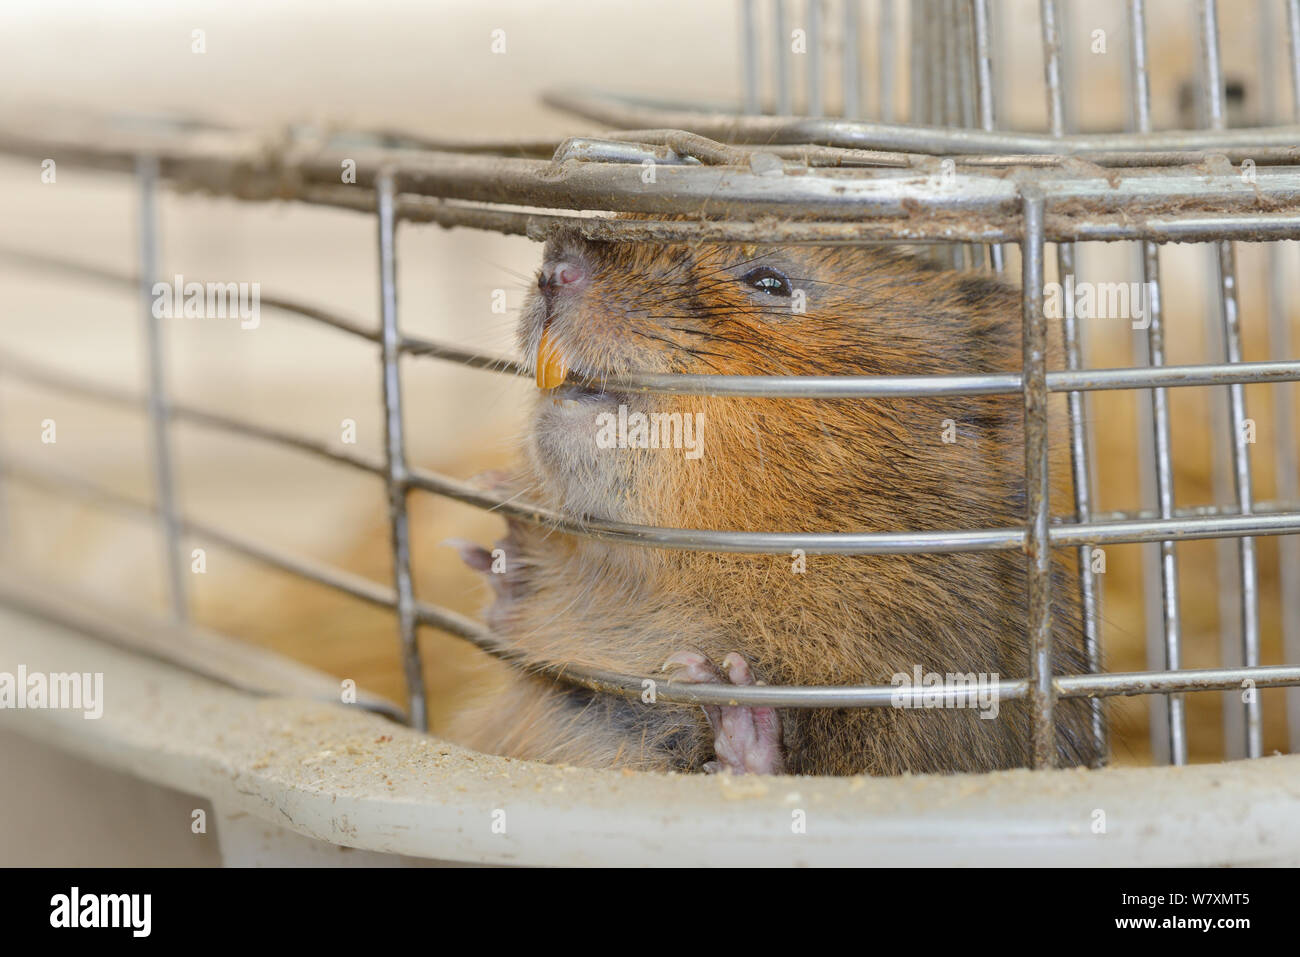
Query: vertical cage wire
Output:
[[952, 0, 979, 270], [1129, 0, 1187, 766], [923, 0, 942, 128], [842, 0, 861, 117], [741, 0, 762, 114], [376, 170, 428, 731], [136, 155, 187, 623], [807, 0, 824, 115], [1274, 0, 1300, 752], [953, 0, 975, 129], [921, 0, 962, 268], [939, 1, 958, 127], [1021, 189, 1057, 769], [744, 0, 882, 118], [877, 0, 896, 121], [940, 3, 962, 268], [910, 0, 926, 124], [773, 0, 793, 113], [944, 2, 961, 127], [971, 0, 1005, 273], [1198, 0, 1263, 759], [927, 3, 944, 128], [1201, 190, 1245, 751], [1040, 0, 1105, 764]]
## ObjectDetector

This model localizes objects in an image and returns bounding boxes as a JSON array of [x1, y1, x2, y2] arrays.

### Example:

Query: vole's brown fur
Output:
[[445, 228, 1101, 775]]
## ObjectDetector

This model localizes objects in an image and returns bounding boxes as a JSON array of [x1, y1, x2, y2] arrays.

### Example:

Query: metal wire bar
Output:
[[552, 138, 705, 167], [5, 455, 1298, 709], [1, 457, 392, 609], [1129, 0, 1187, 767], [196, 158, 1300, 238], [26, 98, 1292, 167], [376, 171, 428, 732], [379, 195, 1300, 245], [960, 146, 1300, 167], [9, 452, 1300, 712], [0, 351, 385, 476], [1290, 0, 1300, 113], [742, 0, 761, 114], [0, 244, 379, 341], [417, 465, 1300, 553], [1021, 189, 1054, 768], [10, 127, 1300, 244], [954, 0, 974, 131], [970, 0, 1004, 272], [16, 238, 1300, 393], [807, 0, 823, 116], [9, 345, 1300, 526], [1145, 237, 1189, 764], [359, 192, 1300, 246], [774, 0, 793, 114], [0, 567, 408, 723], [1198, 0, 1262, 758], [923, 2, 940, 129], [953, 0, 979, 269], [135, 156, 187, 622], [878, 0, 895, 122], [5, 352, 1300, 562], [566, 129, 899, 166], [425, 589, 1300, 706], [360, 605, 1300, 704], [1282, 0, 1300, 753], [1258, 0, 1300, 757], [971, 0, 996, 138], [517, 359, 1300, 398], [8, 246, 1300, 400], [843, 0, 860, 118], [12, 100, 1300, 178], [1090, 500, 1300, 522], [909, 0, 925, 123], [21, 167, 1300, 244], [1041, 0, 1104, 764], [940, 0, 958, 127], [934, 0, 961, 268], [543, 87, 1300, 154]]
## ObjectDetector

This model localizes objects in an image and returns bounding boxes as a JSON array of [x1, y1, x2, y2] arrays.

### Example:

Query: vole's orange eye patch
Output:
[[739, 265, 792, 297]]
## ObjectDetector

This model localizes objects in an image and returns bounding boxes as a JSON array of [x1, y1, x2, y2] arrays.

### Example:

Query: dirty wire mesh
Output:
[[2, 0, 1300, 770]]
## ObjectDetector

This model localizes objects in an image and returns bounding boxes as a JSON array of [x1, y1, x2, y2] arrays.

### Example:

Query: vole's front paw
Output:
[[662, 649, 785, 775], [445, 519, 529, 630], [445, 537, 515, 596]]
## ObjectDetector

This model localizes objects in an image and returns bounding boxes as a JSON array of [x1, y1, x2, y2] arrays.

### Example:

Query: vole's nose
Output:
[[538, 259, 587, 299]]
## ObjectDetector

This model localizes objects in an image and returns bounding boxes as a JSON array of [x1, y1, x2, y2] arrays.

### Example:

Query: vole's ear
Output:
[[541, 225, 592, 267]]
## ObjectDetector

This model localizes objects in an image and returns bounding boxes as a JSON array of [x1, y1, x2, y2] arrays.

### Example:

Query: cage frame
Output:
[[2, 0, 1300, 776]]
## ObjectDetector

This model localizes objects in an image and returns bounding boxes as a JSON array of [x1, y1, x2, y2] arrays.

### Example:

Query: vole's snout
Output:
[[534, 253, 589, 389], [537, 258, 587, 301]]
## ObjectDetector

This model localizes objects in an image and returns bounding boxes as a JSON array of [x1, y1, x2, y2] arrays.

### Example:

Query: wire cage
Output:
[[2, 0, 1300, 811]]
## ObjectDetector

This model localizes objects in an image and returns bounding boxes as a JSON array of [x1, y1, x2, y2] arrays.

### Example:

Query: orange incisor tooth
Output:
[[536, 327, 568, 390]]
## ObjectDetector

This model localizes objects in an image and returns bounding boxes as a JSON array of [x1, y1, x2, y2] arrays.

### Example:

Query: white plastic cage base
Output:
[[2, 595, 1300, 867]]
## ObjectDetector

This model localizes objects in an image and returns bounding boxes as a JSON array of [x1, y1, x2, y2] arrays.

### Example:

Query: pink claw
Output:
[[663, 649, 786, 775], [443, 537, 494, 573]]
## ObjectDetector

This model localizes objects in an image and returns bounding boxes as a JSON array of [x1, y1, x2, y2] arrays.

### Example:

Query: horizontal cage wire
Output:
[[1, 0, 1298, 772]]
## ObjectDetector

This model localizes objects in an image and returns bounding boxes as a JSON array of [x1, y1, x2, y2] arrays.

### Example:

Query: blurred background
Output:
[[0, 0, 1297, 863]]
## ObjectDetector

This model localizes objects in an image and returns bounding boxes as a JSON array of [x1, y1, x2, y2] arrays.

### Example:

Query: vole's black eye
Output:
[[740, 266, 792, 297]]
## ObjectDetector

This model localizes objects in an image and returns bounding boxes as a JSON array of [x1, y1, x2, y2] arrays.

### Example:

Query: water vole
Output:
[[446, 228, 1101, 775]]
